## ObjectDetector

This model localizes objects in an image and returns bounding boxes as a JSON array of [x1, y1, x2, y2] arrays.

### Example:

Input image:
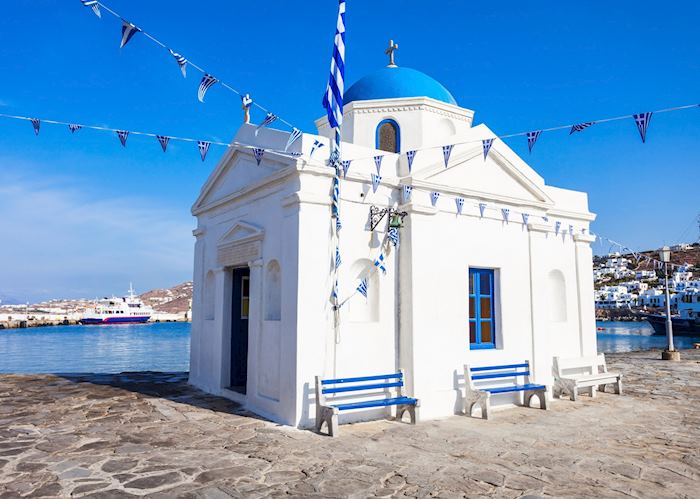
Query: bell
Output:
[[389, 212, 403, 228]]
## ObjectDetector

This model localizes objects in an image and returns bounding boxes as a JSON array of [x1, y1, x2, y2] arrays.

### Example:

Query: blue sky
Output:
[[0, 0, 698, 302]]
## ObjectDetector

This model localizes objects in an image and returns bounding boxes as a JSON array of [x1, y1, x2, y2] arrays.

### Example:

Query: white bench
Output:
[[553, 354, 622, 401]]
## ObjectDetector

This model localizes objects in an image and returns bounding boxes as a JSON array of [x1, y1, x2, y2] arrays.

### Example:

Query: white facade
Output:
[[189, 71, 597, 428]]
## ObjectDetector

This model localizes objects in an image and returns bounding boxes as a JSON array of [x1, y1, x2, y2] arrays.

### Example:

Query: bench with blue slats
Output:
[[314, 369, 419, 437], [462, 361, 548, 420]]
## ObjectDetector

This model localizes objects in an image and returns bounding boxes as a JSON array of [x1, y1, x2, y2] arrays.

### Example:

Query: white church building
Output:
[[188, 56, 598, 428]]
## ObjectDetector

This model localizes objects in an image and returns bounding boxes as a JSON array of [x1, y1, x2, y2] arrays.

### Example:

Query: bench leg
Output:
[[525, 389, 548, 411], [316, 406, 338, 437], [396, 404, 417, 424], [589, 385, 597, 398], [598, 383, 607, 394], [615, 379, 623, 395]]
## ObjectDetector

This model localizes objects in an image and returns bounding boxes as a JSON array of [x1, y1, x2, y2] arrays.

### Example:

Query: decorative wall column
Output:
[[574, 233, 597, 356], [245, 258, 264, 405], [527, 223, 553, 386]]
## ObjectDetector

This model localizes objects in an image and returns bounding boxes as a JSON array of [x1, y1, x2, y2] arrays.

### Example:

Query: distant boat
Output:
[[642, 288, 699, 336], [79, 284, 153, 325]]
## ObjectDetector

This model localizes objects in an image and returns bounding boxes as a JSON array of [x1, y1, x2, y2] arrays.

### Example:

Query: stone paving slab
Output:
[[0, 350, 699, 498]]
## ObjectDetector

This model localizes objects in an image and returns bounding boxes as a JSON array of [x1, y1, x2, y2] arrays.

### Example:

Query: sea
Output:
[[0, 321, 698, 374]]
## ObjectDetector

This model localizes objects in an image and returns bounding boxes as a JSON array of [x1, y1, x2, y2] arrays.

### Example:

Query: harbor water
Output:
[[1, 321, 698, 374]]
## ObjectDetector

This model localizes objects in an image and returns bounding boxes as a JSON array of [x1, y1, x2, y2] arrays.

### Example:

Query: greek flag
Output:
[[81, 0, 101, 18], [335, 247, 342, 268], [120, 20, 141, 49], [430, 191, 440, 207], [455, 197, 465, 214], [569, 122, 594, 134], [555, 221, 561, 235], [253, 147, 265, 165], [321, 0, 346, 131], [197, 74, 218, 103], [402, 185, 413, 204], [442, 144, 453, 168], [633, 112, 652, 143], [388, 227, 400, 248], [527, 130, 541, 153], [198, 141, 211, 161], [169, 50, 187, 78], [256, 113, 278, 135], [374, 155, 383, 175], [329, 148, 340, 166], [285, 128, 302, 151], [357, 278, 368, 298], [479, 203, 487, 218], [332, 176, 340, 218], [501, 208, 510, 223], [311, 140, 324, 157], [371, 174, 381, 193], [30, 118, 40, 136], [116, 130, 129, 147], [68, 124, 82, 134], [336, 217, 342, 233], [481, 138, 494, 160], [157, 135, 170, 152], [521, 212, 530, 226], [341, 160, 351, 178], [406, 150, 416, 173], [374, 253, 387, 275]]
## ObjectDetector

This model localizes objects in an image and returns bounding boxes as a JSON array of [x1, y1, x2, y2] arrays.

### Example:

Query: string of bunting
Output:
[[78, 0, 298, 134]]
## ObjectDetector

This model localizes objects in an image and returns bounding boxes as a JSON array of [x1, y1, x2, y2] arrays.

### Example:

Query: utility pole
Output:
[[659, 246, 680, 361]]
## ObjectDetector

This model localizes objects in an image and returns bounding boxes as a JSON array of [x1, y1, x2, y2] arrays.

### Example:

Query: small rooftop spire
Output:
[[385, 39, 398, 67]]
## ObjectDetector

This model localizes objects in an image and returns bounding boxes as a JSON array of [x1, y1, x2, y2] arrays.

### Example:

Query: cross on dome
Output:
[[385, 39, 398, 67]]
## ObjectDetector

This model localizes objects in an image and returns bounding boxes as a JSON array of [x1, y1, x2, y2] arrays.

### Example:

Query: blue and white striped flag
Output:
[[371, 174, 382, 193], [197, 74, 217, 103], [455, 197, 465, 214], [388, 227, 400, 248], [332, 176, 340, 218], [357, 278, 368, 298], [253, 147, 265, 165], [633, 112, 652, 143], [256, 113, 278, 135], [157, 135, 170, 152], [321, 0, 346, 131], [116, 130, 129, 147], [198, 141, 211, 161], [30, 118, 40, 136], [479, 203, 487, 218], [374, 253, 387, 275], [341, 160, 351, 178], [406, 150, 416, 173], [169, 49, 187, 78], [569, 122, 594, 134], [402, 185, 413, 204], [285, 128, 302, 151], [81, 0, 101, 18], [482, 138, 494, 160], [521, 212, 529, 226], [442, 144, 453, 168], [374, 155, 383, 175], [555, 221, 561, 235], [501, 208, 510, 223], [430, 191, 440, 207], [335, 246, 342, 269], [329, 148, 340, 166], [311, 140, 324, 157], [68, 124, 82, 134], [120, 20, 141, 49], [336, 217, 342, 233], [527, 130, 541, 153]]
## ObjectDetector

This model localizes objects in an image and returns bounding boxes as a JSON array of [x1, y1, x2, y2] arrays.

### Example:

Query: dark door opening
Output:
[[230, 267, 250, 393]]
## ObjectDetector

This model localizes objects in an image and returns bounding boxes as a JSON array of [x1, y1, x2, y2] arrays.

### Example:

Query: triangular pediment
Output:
[[218, 221, 264, 246]]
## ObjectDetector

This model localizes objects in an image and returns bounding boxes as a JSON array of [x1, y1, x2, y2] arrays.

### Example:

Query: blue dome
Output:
[[344, 66, 457, 106]]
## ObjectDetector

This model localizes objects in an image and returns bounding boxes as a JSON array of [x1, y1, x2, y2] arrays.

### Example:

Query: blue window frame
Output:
[[469, 268, 496, 349], [375, 119, 400, 153]]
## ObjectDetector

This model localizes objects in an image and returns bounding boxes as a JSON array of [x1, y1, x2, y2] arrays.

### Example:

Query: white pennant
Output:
[[402, 185, 413, 204], [501, 208, 510, 223], [371, 174, 382, 193], [455, 197, 465, 214], [374, 155, 383, 175], [479, 203, 487, 218], [198, 141, 211, 161], [430, 191, 440, 207], [442, 144, 453, 168]]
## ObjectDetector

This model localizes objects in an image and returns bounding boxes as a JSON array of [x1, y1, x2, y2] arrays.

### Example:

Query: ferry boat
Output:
[[79, 284, 153, 325], [643, 287, 700, 336]]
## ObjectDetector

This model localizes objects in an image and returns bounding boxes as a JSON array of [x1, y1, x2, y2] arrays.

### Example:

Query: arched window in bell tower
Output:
[[376, 119, 400, 153]]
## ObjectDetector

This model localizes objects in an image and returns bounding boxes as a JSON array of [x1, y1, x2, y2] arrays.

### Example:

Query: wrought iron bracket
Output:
[[369, 206, 388, 231]]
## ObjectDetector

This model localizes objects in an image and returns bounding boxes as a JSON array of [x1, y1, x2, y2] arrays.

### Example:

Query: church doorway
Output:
[[229, 266, 250, 393]]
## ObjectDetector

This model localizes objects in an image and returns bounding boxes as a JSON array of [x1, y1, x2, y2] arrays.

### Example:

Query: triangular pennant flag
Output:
[[388, 227, 400, 248], [555, 221, 561, 235], [197, 74, 218, 103], [430, 191, 440, 207], [253, 147, 265, 166], [569, 122, 594, 134], [68, 124, 82, 134], [357, 278, 368, 298], [482, 138, 494, 160], [442, 144, 453, 168], [542, 216, 549, 222], [479, 203, 487, 218], [633, 112, 652, 143], [374, 253, 387, 275], [81, 0, 101, 19], [157, 135, 170, 152], [116, 130, 129, 147], [406, 150, 416, 173], [30, 118, 40, 136], [285, 128, 302, 151], [341, 160, 351, 178], [527, 130, 541, 153], [255, 113, 278, 135], [335, 247, 342, 269], [310, 140, 324, 157], [402, 185, 413, 204], [241, 94, 253, 108], [569, 225, 574, 236], [455, 197, 465, 215], [501, 208, 510, 223], [198, 141, 211, 161], [374, 155, 383, 175], [169, 49, 187, 78], [120, 20, 141, 49], [371, 174, 382, 193], [521, 213, 530, 226]]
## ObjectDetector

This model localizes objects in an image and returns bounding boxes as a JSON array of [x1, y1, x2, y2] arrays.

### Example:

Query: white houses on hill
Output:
[[189, 60, 598, 427]]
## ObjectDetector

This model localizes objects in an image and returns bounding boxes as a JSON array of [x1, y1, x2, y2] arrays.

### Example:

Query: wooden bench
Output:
[[315, 369, 419, 437], [462, 362, 548, 420], [553, 354, 622, 401]]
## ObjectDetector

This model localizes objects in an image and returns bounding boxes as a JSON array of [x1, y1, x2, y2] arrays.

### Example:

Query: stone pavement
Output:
[[0, 350, 699, 498]]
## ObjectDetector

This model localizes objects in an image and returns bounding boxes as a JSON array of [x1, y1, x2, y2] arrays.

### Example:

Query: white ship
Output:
[[79, 284, 153, 325]]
